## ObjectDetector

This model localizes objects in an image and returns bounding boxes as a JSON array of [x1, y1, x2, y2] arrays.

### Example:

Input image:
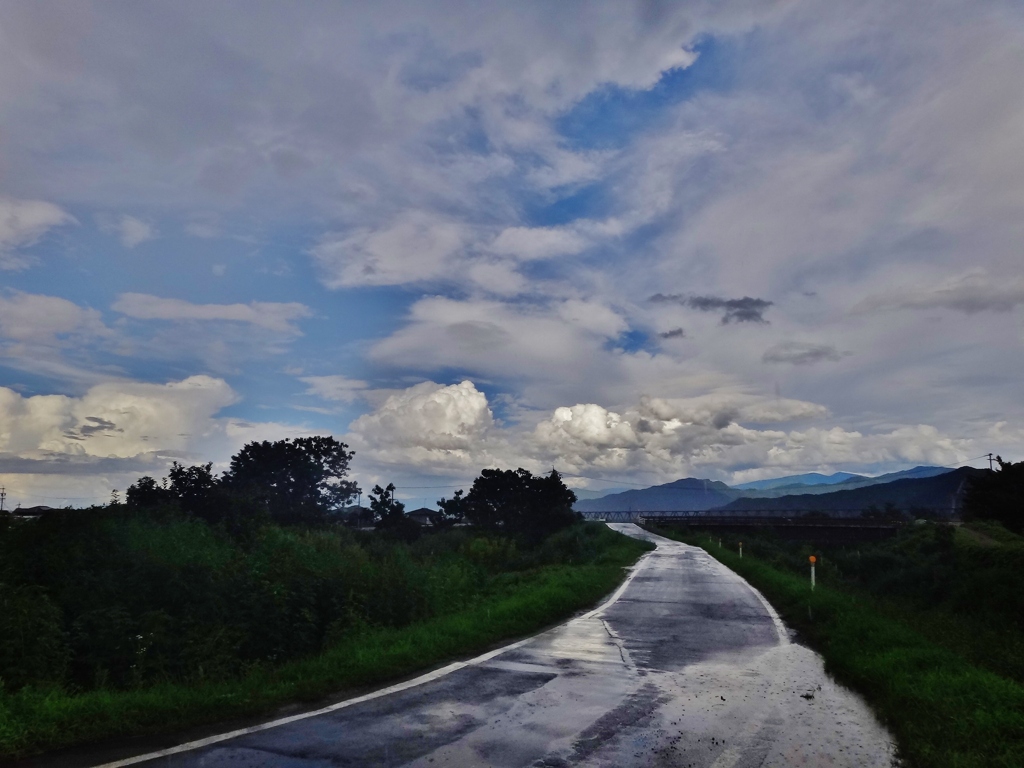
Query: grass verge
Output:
[[0, 525, 651, 760], [650, 527, 1024, 768]]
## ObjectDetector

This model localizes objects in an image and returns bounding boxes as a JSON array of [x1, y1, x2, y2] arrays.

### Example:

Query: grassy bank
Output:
[[0, 519, 651, 759], [650, 525, 1024, 768]]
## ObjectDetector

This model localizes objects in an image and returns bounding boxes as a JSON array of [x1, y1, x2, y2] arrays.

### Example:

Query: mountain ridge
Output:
[[734, 471, 863, 490], [574, 465, 960, 512], [718, 467, 980, 515]]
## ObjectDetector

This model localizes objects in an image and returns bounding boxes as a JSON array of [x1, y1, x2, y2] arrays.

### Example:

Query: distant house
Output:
[[12, 505, 55, 516], [335, 505, 373, 528], [407, 507, 437, 526], [3, 505, 56, 522]]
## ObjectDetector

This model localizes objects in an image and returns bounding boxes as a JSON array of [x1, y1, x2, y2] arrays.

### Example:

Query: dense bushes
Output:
[[699, 523, 1024, 632], [0, 507, 624, 695], [0, 583, 69, 691]]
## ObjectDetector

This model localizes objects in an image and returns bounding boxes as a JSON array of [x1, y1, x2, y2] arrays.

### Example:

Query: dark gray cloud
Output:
[[854, 272, 1024, 315], [0, 453, 153, 475], [63, 416, 125, 442], [762, 341, 842, 365], [658, 327, 685, 339], [79, 416, 121, 435], [649, 294, 773, 324]]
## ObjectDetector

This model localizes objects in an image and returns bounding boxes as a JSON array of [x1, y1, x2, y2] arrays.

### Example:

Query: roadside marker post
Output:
[[739, 541, 743, 558], [809, 555, 816, 591]]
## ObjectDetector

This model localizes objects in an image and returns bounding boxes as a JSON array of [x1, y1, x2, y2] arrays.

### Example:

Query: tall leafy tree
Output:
[[167, 462, 217, 517], [221, 436, 359, 525], [434, 489, 467, 529], [370, 482, 421, 540], [125, 462, 216, 518], [964, 456, 1024, 533], [524, 469, 578, 537], [370, 483, 405, 526], [453, 468, 577, 539], [125, 475, 174, 510]]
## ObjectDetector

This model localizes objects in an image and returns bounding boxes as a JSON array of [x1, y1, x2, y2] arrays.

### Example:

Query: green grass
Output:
[[651, 527, 1024, 768], [958, 520, 1024, 547], [0, 525, 651, 759]]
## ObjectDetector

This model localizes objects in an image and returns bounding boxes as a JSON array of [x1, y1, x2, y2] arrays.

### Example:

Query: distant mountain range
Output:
[[719, 467, 981, 515], [574, 465, 969, 514], [733, 472, 863, 490], [575, 477, 737, 513], [572, 487, 630, 501], [730, 465, 956, 499]]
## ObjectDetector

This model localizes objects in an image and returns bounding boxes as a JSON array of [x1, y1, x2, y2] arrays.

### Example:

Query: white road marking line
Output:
[[93, 535, 655, 768]]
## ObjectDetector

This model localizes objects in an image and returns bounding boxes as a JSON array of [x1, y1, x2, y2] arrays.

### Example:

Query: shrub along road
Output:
[[94, 524, 895, 767]]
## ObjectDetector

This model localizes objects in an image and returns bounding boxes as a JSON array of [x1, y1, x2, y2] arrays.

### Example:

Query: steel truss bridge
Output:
[[580, 509, 935, 543]]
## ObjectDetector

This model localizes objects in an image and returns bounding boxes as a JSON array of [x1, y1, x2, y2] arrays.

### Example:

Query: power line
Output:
[[398, 472, 654, 491], [11, 493, 98, 501], [947, 454, 995, 469], [397, 471, 658, 491], [556, 472, 652, 488], [394, 484, 470, 490]]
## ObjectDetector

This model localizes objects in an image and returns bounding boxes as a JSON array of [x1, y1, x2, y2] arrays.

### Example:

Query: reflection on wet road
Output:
[[122, 525, 897, 767]]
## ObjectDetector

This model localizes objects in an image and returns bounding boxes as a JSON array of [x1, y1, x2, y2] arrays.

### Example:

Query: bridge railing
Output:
[[580, 509, 932, 526]]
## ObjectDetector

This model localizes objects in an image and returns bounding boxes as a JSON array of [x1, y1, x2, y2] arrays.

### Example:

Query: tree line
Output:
[[126, 436, 579, 539], [126, 436, 359, 529], [0, 437, 585, 696]]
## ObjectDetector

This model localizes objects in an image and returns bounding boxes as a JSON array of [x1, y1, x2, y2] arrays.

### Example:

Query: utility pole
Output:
[[0, 486, 5, 513], [988, 453, 995, 471]]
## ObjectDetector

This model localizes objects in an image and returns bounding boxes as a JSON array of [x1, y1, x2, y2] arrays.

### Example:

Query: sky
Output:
[[1, 0, 1022, 510]]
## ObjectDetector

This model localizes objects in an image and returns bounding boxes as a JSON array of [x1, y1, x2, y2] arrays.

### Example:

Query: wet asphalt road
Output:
[[113, 524, 896, 768]]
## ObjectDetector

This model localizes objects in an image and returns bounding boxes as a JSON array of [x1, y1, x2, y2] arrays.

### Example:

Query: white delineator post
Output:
[[809, 555, 817, 591], [739, 541, 743, 559]]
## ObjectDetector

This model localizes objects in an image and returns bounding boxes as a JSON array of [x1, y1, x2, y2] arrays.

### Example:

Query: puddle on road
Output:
[[561, 526, 900, 766], [565, 633, 899, 767]]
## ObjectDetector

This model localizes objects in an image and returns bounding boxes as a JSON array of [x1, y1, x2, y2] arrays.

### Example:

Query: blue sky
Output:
[[0, 0, 1022, 509]]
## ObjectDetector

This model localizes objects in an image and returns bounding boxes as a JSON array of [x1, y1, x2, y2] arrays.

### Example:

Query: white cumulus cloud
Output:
[[0, 375, 237, 461], [350, 380, 494, 453]]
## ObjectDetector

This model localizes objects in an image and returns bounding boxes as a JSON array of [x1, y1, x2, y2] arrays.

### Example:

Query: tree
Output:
[[434, 489, 467, 529], [453, 468, 578, 540], [522, 469, 578, 538], [370, 483, 419, 540], [221, 436, 359, 525], [167, 462, 217, 517], [963, 456, 1024, 533], [370, 483, 404, 525], [461, 468, 529, 531], [125, 476, 174, 510]]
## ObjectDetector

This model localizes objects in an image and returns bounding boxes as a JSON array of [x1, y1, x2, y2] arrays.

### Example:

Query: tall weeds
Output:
[[0, 514, 650, 758]]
